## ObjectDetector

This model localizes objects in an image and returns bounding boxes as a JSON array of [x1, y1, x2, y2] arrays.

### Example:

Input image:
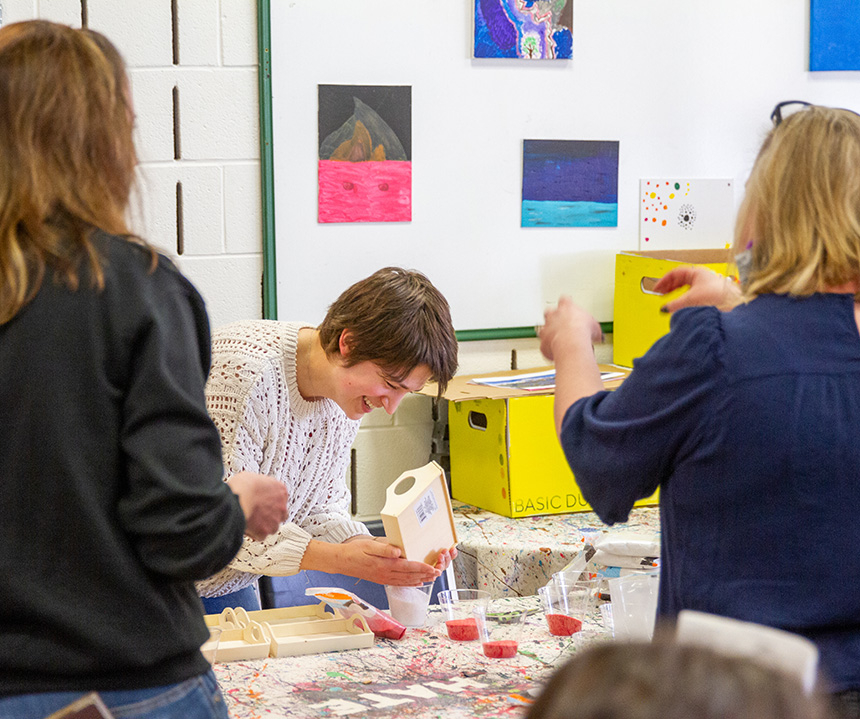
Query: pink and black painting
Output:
[[318, 84, 412, 223]]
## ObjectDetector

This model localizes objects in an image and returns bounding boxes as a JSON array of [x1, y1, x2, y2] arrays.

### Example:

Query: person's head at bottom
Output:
[[525, 639, 830, 719]]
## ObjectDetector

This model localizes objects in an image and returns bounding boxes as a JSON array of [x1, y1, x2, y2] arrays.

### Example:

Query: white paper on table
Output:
[[470, 369, 625, 392]]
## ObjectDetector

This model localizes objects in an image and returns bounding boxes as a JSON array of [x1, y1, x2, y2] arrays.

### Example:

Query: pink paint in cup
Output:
[[473, 605, 528, 659], [438, 589, 490, 642]]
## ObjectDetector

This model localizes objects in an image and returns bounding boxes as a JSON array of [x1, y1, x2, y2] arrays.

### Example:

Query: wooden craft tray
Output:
[[264, 614, 373, 657], [203, 602, 373, 661], [205, 603, 336, 630], [213, 622, 271, 663]]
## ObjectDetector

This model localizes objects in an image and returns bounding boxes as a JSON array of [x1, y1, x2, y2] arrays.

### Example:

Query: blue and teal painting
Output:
[[521, 139, 619, 228], [474, 0, 573, 60]]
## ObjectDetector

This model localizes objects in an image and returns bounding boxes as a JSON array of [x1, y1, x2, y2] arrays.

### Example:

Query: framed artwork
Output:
[[639, 179, 734, 250], [810, 0, 860, 71], [522, 140, 619, 228], [318, 84, 412, 223], [474, 0, 573, 60]]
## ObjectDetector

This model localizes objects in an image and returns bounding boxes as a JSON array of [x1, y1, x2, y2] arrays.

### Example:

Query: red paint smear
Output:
[[318, 161, 411, 223], [446, 618, 479, 641], [482, 640, 518, 658], [546, 614, 582, 636]]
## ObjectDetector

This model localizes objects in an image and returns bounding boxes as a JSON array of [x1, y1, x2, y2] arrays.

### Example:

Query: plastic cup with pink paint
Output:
[[438, 589, 490, 641], [538, 584, 584, 636], [549, 572, 601, 635], [473, 604, 528, 658]]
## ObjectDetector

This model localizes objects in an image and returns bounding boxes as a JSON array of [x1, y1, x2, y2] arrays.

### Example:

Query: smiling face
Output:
[[332, 360, 433, 420]]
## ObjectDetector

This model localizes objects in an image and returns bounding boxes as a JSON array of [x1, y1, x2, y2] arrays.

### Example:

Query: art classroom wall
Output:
[[267, 0, 860, 333]]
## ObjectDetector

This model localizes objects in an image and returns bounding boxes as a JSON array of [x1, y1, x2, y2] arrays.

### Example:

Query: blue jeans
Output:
[[200, 584, 260, 614], [0, 670, 228, 719]]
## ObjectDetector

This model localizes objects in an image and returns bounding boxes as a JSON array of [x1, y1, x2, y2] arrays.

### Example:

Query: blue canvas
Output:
[[810, 0, 860, 71], [521, 139, 619, 228]]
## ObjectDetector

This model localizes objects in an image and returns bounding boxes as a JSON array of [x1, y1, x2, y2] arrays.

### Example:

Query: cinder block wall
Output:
[[3, 0, 264, 324], [1, 0, 610, 522]]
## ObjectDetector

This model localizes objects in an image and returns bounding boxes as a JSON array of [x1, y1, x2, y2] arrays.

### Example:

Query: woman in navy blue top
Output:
[[540, 103, 860, 711]]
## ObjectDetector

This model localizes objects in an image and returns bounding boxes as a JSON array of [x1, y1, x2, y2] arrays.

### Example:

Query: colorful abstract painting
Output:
[[639, 179, 734, 250], [521, 140, 618, 228], [318, 85, 411, 223], [474, 0, 573, 59], [810, 0, 860, 71]]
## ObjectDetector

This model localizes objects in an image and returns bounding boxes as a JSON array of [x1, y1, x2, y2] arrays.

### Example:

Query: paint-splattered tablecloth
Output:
[[452, 502, 660, 598], [215, 595, 610, 719]]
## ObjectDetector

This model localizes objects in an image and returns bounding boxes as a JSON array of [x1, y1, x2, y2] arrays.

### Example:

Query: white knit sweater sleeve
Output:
[[196, 321, 369, 598]]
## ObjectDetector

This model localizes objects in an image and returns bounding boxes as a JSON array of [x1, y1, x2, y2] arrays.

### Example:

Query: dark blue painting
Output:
[[474, 0, 573, 60], [810, 0, 860, 71], [521, 140, 619, 228]]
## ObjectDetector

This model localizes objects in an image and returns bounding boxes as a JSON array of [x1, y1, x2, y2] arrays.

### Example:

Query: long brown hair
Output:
[[0, 21, 142, 324]]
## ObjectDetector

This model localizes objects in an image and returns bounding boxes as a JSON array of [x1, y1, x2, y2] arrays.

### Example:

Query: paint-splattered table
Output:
[[451, 502, 660, 598], [215, 595, 610, 718]]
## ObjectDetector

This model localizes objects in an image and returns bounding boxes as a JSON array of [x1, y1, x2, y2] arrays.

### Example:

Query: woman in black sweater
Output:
[[0, 20, 286, 719]]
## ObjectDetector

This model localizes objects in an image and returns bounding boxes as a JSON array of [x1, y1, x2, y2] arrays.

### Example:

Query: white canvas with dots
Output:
[[638, 179, 734, 251]]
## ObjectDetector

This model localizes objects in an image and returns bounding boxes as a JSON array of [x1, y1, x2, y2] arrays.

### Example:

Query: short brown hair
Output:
[[318, 267, 458, 394], [735, 105, 860, 299], [526, 639, 829, 719]]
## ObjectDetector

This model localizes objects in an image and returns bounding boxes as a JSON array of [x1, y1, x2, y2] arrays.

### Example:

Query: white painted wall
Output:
[[0, 0, 610, 521]]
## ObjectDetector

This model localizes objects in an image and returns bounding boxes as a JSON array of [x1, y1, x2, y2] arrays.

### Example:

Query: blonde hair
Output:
[[0, 21, 144, 325], [734, 105, 860, 299]]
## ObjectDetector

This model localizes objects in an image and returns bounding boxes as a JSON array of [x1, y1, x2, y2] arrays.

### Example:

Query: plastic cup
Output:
[[552, 572, 601, 623], [607, 572, 659, 641], [600, 602, 614, 633], [201, 627, 221, 664], [438, 589, 490, 641], [385, 580, 435, 628], [538, 584, 583, 636], [474, 605, 527, 658]]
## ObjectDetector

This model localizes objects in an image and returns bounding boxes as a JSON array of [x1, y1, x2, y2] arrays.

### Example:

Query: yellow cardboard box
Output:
[[423, 367, 658, 518], [613, 249, 732, 368]]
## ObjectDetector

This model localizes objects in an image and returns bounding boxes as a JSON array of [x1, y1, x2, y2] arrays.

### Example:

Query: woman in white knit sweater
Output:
[[198, 267, 460, 611]]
